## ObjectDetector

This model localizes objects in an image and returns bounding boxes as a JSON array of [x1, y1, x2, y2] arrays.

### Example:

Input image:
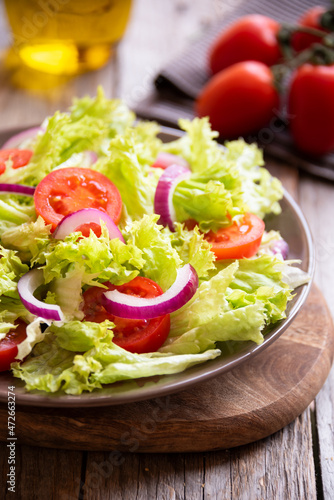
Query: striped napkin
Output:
[[135, 0, 334, 181]]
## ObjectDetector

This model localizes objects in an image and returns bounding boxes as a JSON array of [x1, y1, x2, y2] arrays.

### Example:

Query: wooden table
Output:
[[0, 1, 333, 498]]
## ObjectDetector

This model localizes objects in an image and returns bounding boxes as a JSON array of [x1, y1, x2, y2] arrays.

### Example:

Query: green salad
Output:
[[0, 88, 309, 395]]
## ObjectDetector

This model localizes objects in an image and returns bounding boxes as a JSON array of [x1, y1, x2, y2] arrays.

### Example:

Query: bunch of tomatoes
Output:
[[196, 6, 334, 156]]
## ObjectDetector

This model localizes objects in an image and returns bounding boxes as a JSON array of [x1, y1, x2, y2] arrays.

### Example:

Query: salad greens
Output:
[[0, 89, 309, 395]]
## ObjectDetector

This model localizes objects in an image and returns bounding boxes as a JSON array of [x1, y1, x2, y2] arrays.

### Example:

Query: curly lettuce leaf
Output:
[[163, 120, 282, 231], [124, 215, 182, 290], [1, 216, 51, 262], [173, 164, 245, 232], [95, 127, 162, 220], [0, 245, 29, 297], [0, 89, 134, 186], [224, 139, 283, 218], [169, 223, 216, 279], [0, 195, 35, 228], [49, 320, 114, 352], [32, 224, 143, 286], [70, 86, 135, 139], [160, 255, 306, 355], [162, 117, 220, 173], [12, 331, 221, 395]]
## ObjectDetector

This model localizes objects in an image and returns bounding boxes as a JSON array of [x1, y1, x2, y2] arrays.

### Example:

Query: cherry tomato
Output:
[[82, 277, 171, 354], [288, 64, 334, 156], [0, 321, 27, 372], [204, 213, 265, 260], [292, 6, 328, 52], [34, 167, 122, 231], [0, 149, 33, 175], [209, 15, 281, 75], [196, 61, 280, 139]]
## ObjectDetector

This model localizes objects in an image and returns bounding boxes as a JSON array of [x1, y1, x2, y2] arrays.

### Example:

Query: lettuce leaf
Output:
[[0, 246, 31, 338], [12, 330, 221, 395], [32, 224, 143, 286], [49, 320, 114, 352], [0, 89, 134, 186], [0, 245, 29, 297], [70, 86, 135, 139], [160, 255, 306, 355], [1, 216, 51, 262], [169, 223, 216, 279], [162, 120, 282, 231], [162, 117, 220, 173], [0, 196, 35, 228], [173, 164, 245, 232], [124, 215, 182, 290], [224, 139, 283, 218], [95, 127, 162, 220]]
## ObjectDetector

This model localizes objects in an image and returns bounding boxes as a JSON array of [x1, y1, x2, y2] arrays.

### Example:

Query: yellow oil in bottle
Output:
[[4, 0, 132, 75]]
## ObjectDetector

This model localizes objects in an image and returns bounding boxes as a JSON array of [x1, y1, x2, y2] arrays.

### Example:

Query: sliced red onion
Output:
[[2, 127, 43, 150], [102, 264, 198, 319], [154, 164, 191, 231], [18, 268, 64, 321], [272, 239, 289, 260], [53, 208, 124, 241], [152, 152, 189, 170], [84, 151, 98, 166], [0, 183, 35, 196]]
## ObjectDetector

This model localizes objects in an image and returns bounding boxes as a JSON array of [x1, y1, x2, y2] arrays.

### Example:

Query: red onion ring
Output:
[[17, 269, 64, 321], [102, 264, 198, 319], [152, 152, 189, 170], [84, 151, 98, 166], [2, 127, 43, 149], [53, 208, 124, 241], [0, 183, 35, 196], [154, 164, 191, 231], [272, 239, 289, 260]]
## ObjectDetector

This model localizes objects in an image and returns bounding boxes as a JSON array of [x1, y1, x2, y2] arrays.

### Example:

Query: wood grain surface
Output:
[[0, 285, 332, 453]]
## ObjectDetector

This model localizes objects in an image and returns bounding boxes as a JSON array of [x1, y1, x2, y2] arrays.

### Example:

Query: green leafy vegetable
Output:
[[0, 91, 309, 396]]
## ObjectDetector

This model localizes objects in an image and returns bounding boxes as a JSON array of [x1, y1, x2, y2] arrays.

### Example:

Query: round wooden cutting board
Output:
[[0, 285, 333, 452]]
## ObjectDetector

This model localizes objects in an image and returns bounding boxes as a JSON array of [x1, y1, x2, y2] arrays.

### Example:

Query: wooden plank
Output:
[[80, 412, 317, 500], [203, 411, 317, 500], [299, 175, 334, 500], [83, 452, 189, 500], [0, 441, 83, 499]]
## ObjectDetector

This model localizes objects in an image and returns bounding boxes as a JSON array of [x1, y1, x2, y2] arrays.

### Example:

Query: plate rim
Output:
[[0, 125, 315, 407]]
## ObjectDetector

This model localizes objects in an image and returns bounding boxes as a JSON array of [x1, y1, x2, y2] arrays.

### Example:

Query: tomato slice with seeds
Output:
[[82, 277, 171, 354], [205, 213, 265, 260], [34, 167, 122, 231], [0, 149, 33, 175], [0, 321, 27, 372]]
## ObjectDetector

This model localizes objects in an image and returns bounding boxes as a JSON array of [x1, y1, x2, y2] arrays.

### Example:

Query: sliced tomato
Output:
[[0, 149, 33, 174], [0, 321, 27, 372], [205, 213, 265, 260], [34, 167, 122, 231], [82, 277, 171, 354]]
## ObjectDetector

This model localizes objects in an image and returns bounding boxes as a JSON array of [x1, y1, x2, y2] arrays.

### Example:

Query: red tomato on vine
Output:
[[288, 63, 334, 156], [209, 15, 282, 75], [292, 6, 329, 52], [196, 61, 280, 139]]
